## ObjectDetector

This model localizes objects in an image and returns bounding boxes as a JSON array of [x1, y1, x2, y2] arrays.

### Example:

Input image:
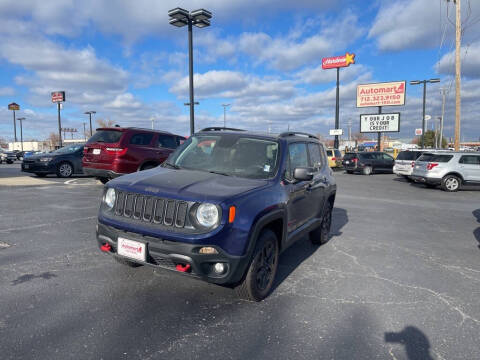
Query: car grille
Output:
[[114, 191, 189, 229]]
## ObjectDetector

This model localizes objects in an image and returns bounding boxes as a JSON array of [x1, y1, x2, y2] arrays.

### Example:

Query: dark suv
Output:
[[83, 127, 185, 184], [343, 151, 394, 175], [96, 128, 336, 301]]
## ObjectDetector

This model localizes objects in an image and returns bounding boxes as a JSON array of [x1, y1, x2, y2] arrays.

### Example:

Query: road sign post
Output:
[[51, 92, 65, 148]]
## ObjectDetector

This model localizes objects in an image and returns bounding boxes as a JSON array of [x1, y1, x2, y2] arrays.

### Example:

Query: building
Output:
[[8, 141, 50, 152]]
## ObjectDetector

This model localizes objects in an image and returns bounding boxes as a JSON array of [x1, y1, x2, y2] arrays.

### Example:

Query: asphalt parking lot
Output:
[[1, 164, 479, 360]]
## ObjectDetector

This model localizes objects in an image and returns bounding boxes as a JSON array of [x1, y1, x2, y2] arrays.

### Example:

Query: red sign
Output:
[[356, 81, 406, 107], [322, 52, 355, 69], [8, 102, 20, 110], [415, 128, 423, 136], [51, 91, 65, 103]]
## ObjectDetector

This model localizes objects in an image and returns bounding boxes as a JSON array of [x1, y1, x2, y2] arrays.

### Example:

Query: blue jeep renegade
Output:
[[96, 128, 336, 301]]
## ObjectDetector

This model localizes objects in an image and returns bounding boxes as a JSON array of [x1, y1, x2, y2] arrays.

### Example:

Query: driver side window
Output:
[[286, 143, 309, 179]]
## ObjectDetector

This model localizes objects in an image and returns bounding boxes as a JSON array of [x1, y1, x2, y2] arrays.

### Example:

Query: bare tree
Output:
[[48, 132, 60, 149], [96, 118, 116, 128]]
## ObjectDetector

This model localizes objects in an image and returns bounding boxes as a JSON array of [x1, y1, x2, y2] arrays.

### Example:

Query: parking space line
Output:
[[0, 216, 96, 233]]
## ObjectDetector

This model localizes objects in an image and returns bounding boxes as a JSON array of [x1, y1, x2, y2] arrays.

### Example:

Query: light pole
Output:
[[169, 7, 212, 136], [16, 117, 25, 152], [410, 78, 440, 148], [221, 104, 230, 128], [84, 111, 96, 137], [83, 122, 87, 141]]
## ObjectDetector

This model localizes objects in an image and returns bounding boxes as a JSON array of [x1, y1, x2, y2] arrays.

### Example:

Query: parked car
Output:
[[21, 144, 84, 177], [342, 152, 394, 175], [411, 151, 480, 191], [96, 128, 337, 301], [0, 149, 17, 164], [326, 148, 343, 169], [82, 127, 185, 184], [393, 150, 427, 180], [12, 150, 25, 160]]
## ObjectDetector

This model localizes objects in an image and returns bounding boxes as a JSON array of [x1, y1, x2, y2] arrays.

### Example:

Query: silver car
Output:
[[393, 150, 426, 179], [411, 151, 480, 192]]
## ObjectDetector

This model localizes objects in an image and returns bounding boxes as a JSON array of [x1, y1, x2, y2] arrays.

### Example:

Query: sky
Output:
[[0, 0, 479, 142]]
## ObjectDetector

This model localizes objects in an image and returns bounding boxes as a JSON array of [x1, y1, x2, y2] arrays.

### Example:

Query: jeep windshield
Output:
[[167, 134, 279, 179]]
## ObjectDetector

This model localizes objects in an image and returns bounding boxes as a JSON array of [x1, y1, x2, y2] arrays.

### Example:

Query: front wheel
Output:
[[6, 160, 13, 164], [363, 166, 372, 175], [57, 162, 73, 178], [441, 175, 461, 192], [236, 229, 279, 301]]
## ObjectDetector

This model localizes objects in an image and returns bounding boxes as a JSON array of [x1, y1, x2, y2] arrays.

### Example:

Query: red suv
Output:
[[82, 127, 185, 183]]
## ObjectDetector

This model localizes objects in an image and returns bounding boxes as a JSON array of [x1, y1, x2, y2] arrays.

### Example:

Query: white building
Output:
[[8, 141, 50, 152]]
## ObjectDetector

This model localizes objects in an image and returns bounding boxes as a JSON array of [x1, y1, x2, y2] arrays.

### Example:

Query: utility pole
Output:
[[221, 104, 230, 128], [454, 0, 461, 151], [83, 122, 87, 141], [150, 117, 155, 130], [440, 88, 447, 148], [347, 119, 352, 142]]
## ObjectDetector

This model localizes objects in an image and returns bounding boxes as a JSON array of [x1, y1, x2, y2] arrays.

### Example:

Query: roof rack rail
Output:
[[279, 131, 318, 139], [200, 127, 246, 132]]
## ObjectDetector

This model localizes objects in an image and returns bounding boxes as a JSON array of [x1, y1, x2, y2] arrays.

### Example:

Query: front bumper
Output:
[[97, 222, 249, 285], [410, 175, 442, 184], [21, 162, 55, 173]]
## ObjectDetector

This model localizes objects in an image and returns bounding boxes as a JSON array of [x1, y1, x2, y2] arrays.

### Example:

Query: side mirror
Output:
[[293, 167, 314, 181]]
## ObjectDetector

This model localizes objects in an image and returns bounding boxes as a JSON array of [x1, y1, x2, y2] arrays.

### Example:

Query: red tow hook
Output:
[[100, 243, 112, 252], [176, 264, 191, 272]]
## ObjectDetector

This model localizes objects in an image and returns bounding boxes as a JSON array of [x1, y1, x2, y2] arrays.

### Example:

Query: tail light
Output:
[[426, 162, 439, 171], [83, 147, 88, 154], [353, 158, 358, 162], [411, 161, 415, 168], [106, 147, 127, 156], [332, 157, 336, 161]]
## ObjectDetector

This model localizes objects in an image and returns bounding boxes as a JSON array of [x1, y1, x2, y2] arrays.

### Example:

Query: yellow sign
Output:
[[8, 102, 19, 110]]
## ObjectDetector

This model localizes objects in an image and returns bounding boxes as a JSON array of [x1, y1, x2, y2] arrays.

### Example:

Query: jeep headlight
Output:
[[104, 188, 116, 209], [195, 203, 219, 228]]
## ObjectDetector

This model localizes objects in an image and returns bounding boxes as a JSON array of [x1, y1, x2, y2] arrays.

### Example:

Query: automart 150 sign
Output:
[[357, 81, 406, 107], [360, 113, 400, 133]]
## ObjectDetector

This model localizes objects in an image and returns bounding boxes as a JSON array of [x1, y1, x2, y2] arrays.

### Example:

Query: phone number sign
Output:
[[357, 81, 406, 107], [360, 113, 400, 133]]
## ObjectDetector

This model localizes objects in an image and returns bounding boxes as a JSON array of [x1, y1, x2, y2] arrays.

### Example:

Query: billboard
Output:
[[8, 102, 19, 110], [360, 113, 400, 133], [322, 52, 355, 69], [357, 81, 406, 107], [51, 91, 65, 103]]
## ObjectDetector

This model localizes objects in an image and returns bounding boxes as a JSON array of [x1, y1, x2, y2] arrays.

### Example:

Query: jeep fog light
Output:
[[196, 203, 219, 228], [105, 188, 116, 209], [199, 247, 218, 254], [214, 263, 225, 274]]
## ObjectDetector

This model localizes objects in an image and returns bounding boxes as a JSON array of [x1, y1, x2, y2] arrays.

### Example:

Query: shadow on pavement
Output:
[[473, 209, 480, 249], [271, 207, 348, 293], [385, 326, 434, 360]]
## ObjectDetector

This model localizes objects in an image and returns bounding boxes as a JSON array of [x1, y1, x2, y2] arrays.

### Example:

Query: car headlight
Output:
[[195, 203, 219, 228], [104, 188, 116, 209], [40, 157, 53, 162]]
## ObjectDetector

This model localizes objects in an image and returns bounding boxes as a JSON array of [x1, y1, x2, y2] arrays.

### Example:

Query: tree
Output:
[[352, 132, 368, 142], [48, 132, 60, 148], [420, 130, 448, 148], [0, 137, 8, 148], [96, 118, 116, 128]]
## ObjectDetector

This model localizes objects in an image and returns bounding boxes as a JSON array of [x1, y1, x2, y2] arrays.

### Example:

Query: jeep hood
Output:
[[110, 167, 269, 202]]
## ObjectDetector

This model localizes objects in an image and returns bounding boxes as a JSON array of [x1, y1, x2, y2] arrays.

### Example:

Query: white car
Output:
[[393, 150, 426, 179]]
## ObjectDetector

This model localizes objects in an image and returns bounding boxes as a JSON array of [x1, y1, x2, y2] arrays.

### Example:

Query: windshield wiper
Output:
[[208, 170, 230, 176], [163, 162, 181, 169]]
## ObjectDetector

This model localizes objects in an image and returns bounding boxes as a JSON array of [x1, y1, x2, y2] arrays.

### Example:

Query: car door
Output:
[[459, 155, 480, 182], [307, 142, 327, 218], [382, 153, 395, 171], [285, 142, 312, 234]]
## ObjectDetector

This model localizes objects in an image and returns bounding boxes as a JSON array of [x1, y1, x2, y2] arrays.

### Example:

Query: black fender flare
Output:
[[246, 209, 286, 257]]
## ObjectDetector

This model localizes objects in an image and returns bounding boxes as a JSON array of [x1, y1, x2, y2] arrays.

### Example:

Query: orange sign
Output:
[[322, 52, 355, 69], [8, 102, 19, 110], [357, 81, 406, 108]]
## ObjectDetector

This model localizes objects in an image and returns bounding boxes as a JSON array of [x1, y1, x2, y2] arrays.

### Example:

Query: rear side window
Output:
[[326, 150, 333, 156], [157, 134, 177, 149], [343, 153, 356, 160], [308, 143, 323, 170], [334, 150, 342, 158], [130, 133, 153, 146], [287, 143, 309, 178], [418, 154, 453, 163], [87, 130, 123, 144], [396, 151, 420, 161], [359, 153, 374, 160], [459, 155, 480, 165]]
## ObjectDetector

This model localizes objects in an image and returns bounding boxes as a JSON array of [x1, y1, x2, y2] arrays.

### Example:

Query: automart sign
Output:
[[8, 102, 19, 110], [360, 113, 400, 133], [357, 81, 406, 107], [51, 91, 65, 103], [322, 52, 355, 69]]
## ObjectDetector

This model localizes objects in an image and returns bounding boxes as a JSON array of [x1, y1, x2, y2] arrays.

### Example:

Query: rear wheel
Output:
[[441, 175, 461, 192], [363, 166, 372, 175], [311, 201, 333, 245], [56, 162, 73, 178], [236, 229, 279, 301]]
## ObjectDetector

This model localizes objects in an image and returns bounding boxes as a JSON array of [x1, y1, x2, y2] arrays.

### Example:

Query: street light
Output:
[[410, 78, 440, 148], [221, 104, 230, 128], [84, 111, 96, 137], [168, 7, 212, 135], [16, 117, 25, 152]]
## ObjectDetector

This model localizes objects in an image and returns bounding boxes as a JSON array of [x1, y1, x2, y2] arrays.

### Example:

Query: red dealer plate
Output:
[[117, 237, 146, 262]]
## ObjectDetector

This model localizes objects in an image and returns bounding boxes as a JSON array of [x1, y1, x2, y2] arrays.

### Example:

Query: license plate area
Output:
[[117, 237, 146, 262], [93, 149, 101, 155]]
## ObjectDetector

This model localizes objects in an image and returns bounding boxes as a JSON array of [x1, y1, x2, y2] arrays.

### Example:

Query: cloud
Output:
[[435, 41, 480, 78], [0, 87, 15, 96], [296, 64, 370, 85]]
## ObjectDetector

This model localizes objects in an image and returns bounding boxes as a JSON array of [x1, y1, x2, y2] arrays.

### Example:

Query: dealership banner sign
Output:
[[51, 91, 65, 103], [357, 81, 406, 107], [8, 102, 19, 110], [322, 52, 355, 69], [360, 113, 400, 133]]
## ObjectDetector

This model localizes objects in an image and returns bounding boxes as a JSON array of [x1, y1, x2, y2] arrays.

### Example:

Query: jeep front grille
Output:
[[114, 191, 189, 228]]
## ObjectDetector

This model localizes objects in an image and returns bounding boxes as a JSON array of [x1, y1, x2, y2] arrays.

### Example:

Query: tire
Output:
[[311, 201, 333, 245], [346, 170, 354, 174], [97, 177, 109, 184], [56, 162, 73, 178], [441, 175, 461, 192], [236, 229, 279, 301], [403, 175, 414, 182], [35, 173, 47, 178], [114, 256, 143, 268], [363, 166, 372, 175], [6, 160, 13, 164]]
